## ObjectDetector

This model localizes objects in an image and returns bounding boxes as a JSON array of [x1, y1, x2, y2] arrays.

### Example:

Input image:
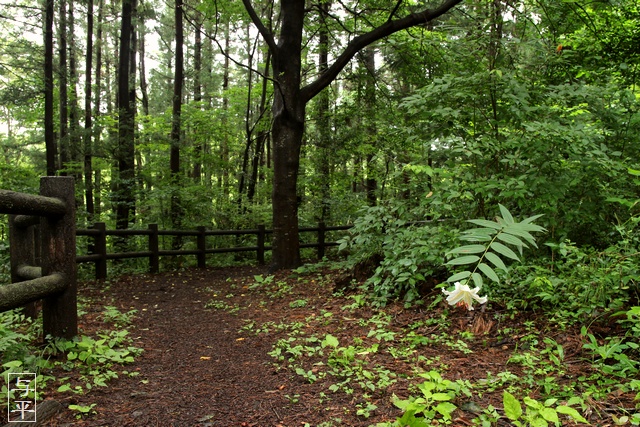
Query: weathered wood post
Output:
[[318, 221, 326, 260], [40, 176, 77, 339], [9, 215, 38, 318], [94, 222, 107, 280], [197, 226, 206, 268], [148, 223, 159, 273], [257, 224, 265, 265]]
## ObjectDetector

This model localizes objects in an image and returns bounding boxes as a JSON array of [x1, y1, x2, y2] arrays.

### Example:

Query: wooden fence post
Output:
[[197, 226, 206, 268], [94, 222, 107, 280], [8, 215, 38, 318], [39, 176, 77, 340], [318, 222, 326, 260], [149, 223, 159, 273], [257, 224, 265, 265]]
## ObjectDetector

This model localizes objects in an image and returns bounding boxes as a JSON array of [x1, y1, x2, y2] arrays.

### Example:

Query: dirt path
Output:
[[50, 267, 314, 427]]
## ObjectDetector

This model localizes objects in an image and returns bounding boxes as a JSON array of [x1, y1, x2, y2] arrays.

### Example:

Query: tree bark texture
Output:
[[44, 0, 56, 175], [170, 0, 184, 241], [116, 0, 136, 230], [84, 0, 94, 218]]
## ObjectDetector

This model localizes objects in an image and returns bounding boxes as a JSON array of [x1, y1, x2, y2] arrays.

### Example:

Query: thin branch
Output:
[[301, 0, 464, 103], [241, 0, 277, 53], [182, 6, 276, 87]]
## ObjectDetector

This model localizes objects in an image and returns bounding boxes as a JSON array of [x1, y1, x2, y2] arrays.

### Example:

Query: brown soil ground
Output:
[[9, 266, 635, 426]]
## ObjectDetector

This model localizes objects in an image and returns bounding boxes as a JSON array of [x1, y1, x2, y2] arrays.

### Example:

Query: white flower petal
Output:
[[442, 281, 487, 310]]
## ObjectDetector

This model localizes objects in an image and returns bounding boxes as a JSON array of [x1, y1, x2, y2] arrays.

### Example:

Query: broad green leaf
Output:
[[446, 244, 486, 255], [520, 214, 546, 226], [556, 406, 588, 423], [431, 392, 454, 401], [628, 167, 640, 176], [478, 262, 500, 283], [446, 255, 480, 266], [322, 334, 339, 348], [435, 401, 457, 419], [459, 233, 493, 242], [471, 272, 483, 288], [447, 271, 471, 283], [501, 226, 537, 246], [497, 232, 527, 249], [467, 219, 503, 230], [523, 396, 542, 409], [503, 391, 522, 421], [539, 407, 559, 423], [485, 251, 508, 272], [498, 204, 514, 224], [490, 242, 520, 261], [460, 228, 495, 242]]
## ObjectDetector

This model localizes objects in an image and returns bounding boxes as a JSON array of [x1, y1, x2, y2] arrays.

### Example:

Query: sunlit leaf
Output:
[[503, 391, 522, 421]]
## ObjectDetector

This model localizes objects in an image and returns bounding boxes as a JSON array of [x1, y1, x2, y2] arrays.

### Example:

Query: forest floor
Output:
[[38, 265, 635, 426]]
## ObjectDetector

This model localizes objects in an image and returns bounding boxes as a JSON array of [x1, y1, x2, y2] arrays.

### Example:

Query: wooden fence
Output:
[[0, 177, 77, 340], [76, 222, 351, 280], [0, 176, 351, 337]]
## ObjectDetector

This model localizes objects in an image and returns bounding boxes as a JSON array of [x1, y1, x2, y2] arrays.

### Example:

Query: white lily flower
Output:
[[442, 282, 487, 310]]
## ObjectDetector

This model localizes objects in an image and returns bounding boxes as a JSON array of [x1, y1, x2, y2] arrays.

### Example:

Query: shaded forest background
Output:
[[0, 0, 638, 272]]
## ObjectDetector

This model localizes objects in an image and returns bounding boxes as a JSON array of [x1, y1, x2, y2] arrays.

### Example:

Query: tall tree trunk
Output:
[[363, 47, 377, 207], [268, 0, 306, 270], [242, 0, 463, 270], [68, 0, 82, 199], [93, 0, 104, 218], [84, 0, 95, 219], [137, 10, 151, 195], [44, 0, 56, 175], [316, 0, 331, 221], [247, 51, 271, 204], [170, 0, 184, 242], [220, 22, 230, 193], [116, 0, 136, 230], [59, 0, 69, 173], [191, 17, 203, 182]]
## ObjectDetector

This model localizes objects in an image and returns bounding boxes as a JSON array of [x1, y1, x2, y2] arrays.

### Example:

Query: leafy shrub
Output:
[[338, 204, 456, 303]]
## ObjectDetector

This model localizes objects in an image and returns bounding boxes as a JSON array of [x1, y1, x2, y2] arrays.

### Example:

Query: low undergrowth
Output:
[[215, 266, 640, 427], [1, 290, 143, 420]]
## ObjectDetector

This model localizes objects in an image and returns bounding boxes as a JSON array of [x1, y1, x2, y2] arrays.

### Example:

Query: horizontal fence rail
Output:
[[76, 223, 353, 280], [0, 177, 77, 340]]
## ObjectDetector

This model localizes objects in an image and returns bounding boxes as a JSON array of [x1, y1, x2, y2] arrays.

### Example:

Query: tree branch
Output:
[[241, 0, 277, 53], [300, 0, 464, 103]]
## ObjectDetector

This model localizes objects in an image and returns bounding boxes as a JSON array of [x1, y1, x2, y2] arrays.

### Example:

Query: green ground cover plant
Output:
[[1, 304, 142, 419]]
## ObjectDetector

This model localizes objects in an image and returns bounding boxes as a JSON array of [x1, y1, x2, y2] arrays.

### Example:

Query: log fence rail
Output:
[[76, 222, 351, 281]]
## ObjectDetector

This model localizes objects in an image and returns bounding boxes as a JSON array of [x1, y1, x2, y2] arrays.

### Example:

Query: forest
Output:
[[0, 0, 640, 425]]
